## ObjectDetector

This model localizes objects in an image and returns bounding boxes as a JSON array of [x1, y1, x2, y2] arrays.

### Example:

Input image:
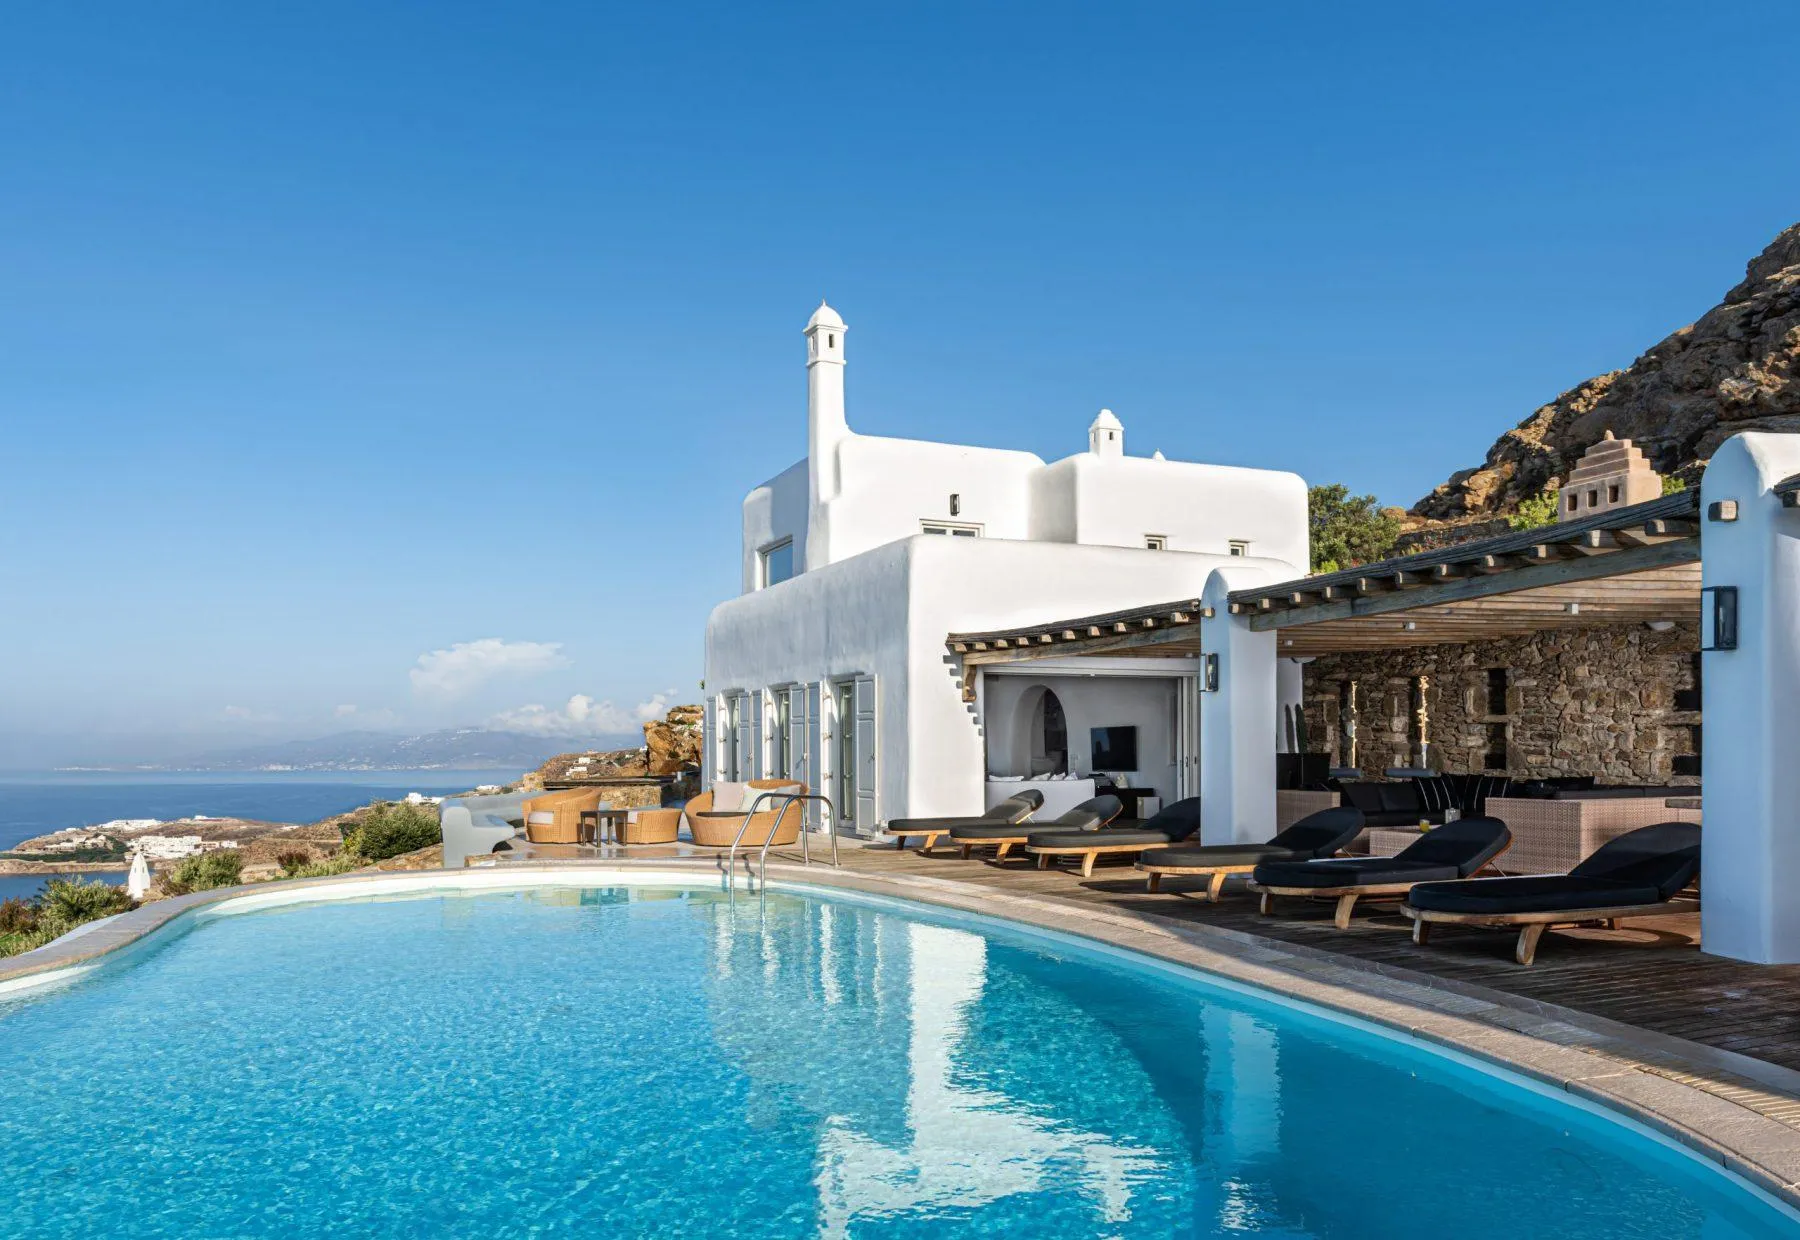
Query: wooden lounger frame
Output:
[[1401, 902, 1676, 966], [889, 812, 1036, 856], [1249, 845, 1512, 930], [1248, 880, 1426, 929], [1027, 840, 1165, 878], [1134, 861, 1260, 902], [957, 835, 1032, 861]]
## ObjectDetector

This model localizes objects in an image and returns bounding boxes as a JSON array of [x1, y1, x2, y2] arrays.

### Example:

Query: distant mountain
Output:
[[165, 728, 641, 772]]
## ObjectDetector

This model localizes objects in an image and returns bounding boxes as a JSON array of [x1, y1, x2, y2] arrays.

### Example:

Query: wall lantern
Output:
[[1202, 653, 1220, 692], [1700, 586, 1738, 651]]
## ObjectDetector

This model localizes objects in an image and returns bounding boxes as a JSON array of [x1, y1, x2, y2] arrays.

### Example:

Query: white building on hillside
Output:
[[703, 302, 1309, 834]]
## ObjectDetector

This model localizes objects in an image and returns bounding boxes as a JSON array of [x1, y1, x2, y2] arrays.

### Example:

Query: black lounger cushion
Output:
[[1268, 807, 1366, 857], [1137, 807, 1364, 870], [1407, 821, 1700, 915], [1253, 816, 1510, 889], [889, 792, 1040, 832], [1251, 856, 1464, 888], [1140, 843, 1305, 868], [1569, 821, 1701, 899], [1142, 797, 1202, 843], [948, 821, 1037, 841], [1026, 828, 1180, 849], [1406, 874, 1662, 915]]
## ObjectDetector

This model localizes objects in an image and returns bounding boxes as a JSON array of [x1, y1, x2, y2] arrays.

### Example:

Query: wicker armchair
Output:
[[685, 780, 808, 847], [521, 787, 603, 844]]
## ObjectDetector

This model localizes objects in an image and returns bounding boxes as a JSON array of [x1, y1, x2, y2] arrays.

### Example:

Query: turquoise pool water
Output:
[[0, 883, 1792, 1238]]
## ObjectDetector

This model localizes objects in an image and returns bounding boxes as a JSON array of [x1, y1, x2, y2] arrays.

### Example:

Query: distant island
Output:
[[60, 727, 643, 774]]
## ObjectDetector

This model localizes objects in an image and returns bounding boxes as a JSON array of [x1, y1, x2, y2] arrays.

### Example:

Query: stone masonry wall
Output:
[[1300, 623, 1701, 784]]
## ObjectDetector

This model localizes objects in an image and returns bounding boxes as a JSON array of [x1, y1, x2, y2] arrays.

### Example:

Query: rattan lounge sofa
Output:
[[1250, 816, 1512, 929], [1401, 821, 1701, 965], [884, 790, 1044, 855], [1024, 797, 1202, 877], [684, 779, 808, 847], [1134, 807, 1366, 900], [950, 795, 1122, 861]]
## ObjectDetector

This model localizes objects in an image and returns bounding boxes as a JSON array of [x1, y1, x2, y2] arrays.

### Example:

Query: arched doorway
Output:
[[1034, 688, 1068, 775]]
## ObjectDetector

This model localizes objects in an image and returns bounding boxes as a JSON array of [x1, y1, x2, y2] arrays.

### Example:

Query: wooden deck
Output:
[[828, 843, 1800, 1077]]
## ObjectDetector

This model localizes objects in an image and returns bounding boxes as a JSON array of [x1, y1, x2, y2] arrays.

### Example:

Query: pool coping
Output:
[[6, 858, 1800, 1211]]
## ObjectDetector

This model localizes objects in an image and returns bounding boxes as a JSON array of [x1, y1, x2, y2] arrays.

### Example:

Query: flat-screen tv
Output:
[[1090, 726, 1138, 773]]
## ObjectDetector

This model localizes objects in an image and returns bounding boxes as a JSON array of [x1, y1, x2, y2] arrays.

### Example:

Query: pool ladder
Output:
[[725, 792, 841, 891]]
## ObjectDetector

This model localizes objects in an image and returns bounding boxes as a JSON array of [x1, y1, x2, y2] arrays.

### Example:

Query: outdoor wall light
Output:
[[1401, 621, 1417, 632], [1645, 619, 1677, 633], [1700, 586, 1739, 651], [1565, 602, 1581, 616], [1202, 653, 1220, 692], [1201, 606, 1215, 619]]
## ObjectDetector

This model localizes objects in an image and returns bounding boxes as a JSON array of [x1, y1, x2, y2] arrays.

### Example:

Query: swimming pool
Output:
[[0, 880, 1793, 1238]]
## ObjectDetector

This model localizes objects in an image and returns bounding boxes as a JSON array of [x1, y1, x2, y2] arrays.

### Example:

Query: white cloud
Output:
[[409, 638, 569, 697], [490, 692, 673, 738], [221, 705, 278, 723], [334, 704, 359, 718]]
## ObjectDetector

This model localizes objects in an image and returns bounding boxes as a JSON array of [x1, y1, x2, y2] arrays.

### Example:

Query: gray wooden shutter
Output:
[[703, 697, 719, 786], [748, 691, 765, 780], [853, 674, 878, 832], [805, 682, 824, 830], [733, 693, 755, 783]]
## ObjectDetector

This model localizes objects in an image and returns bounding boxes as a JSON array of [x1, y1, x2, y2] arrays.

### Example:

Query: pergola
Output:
[[947, 492, 1701, 679]]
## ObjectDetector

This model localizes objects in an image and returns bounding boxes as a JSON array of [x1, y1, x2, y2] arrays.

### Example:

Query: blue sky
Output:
[[2, 1, 1795, 765]]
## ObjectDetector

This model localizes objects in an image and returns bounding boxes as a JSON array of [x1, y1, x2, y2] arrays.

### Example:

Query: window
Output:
[[1144, 534, 1167, 550], [921, 520, 982, 537], [1484, 667, 1509, 716], [759, 538, 795, 588], [834, 681, 856, 822], [1228, 540, 1250, 557], [949, 493, 961, 517], [1568, 493, 1580, 513], [1587, 489, 1599, 508], [1608, 484, 1621, 504], [772, 691, 791, 779], [724, 694, 742, 780]]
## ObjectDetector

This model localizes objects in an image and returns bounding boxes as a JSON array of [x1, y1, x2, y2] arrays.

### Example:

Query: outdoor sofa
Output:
[[1135, 807, 1366, 900], [884, 790, 1044, 855], [950, 794, 1122, 861], [1250, 816, 1512, 929], [1402, 821, 1701, 965], [684, 779, 807, 848], [1024, 797, 1203, 877]]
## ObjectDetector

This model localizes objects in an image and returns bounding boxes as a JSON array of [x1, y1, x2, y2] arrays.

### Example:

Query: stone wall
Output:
[[1300, 622, 1701, 784]]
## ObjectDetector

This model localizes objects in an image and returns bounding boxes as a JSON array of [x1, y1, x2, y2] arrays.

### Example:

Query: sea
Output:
[[0, 770, 525, 903]]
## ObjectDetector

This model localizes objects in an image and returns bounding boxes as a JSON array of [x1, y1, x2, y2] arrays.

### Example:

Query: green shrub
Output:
[[0, 879, 137, 960], [38, 878, 133, 925], [281, 853, 363, 880], [1309, 483, 1401, 574], [164, 849, 244, 895], [342, 801, 441, 861], [1663, 475, 1687, 496], [1507, 490, 1561, 531], [0, 897, 36, 935]]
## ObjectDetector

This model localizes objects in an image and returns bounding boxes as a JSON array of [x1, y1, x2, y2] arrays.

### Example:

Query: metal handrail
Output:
[[724, 790, 841, 889], [757, 793, 839, 883]]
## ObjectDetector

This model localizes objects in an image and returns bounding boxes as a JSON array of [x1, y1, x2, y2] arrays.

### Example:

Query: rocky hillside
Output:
[[1410, 221, 1800, 527]]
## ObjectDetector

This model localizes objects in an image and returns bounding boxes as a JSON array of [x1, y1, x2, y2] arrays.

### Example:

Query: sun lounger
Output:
[[950, 795, 1122, 861], [1133, 807, 1366, 900], [1401, 821, 1701, 965], [1249, 816, 1512, 929], [1025, 798, 1201, 877], [883, 790, 1044, 855]]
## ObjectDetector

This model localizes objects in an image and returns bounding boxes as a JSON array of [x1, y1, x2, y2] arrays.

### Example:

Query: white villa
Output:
[[703, 301, 1310, 833]]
